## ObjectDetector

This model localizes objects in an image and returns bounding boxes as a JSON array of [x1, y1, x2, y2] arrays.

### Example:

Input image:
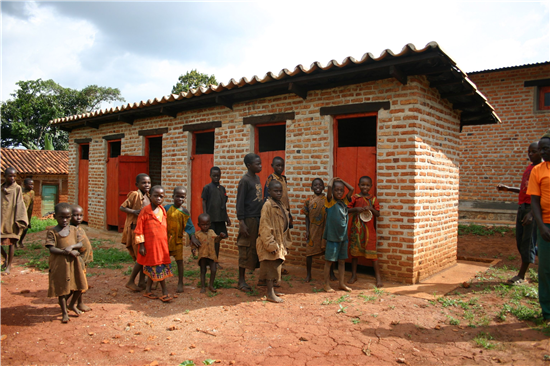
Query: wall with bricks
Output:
[[460, 64, 550, 207], [67, 75, 462, 283]]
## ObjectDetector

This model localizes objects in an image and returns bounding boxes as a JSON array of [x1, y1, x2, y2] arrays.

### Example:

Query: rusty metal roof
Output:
[[51, 42, 500, 130], [1, 149, 68, 175], [468, 60, 550, 74]]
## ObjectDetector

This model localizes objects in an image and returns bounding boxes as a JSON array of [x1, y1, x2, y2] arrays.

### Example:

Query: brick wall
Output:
[[460, 64, 550, 206], [68, 76, 462, 283]]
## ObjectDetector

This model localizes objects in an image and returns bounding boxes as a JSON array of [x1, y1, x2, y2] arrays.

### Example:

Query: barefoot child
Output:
[[202, 167, 231, 266], [19, 178, 35, 248], [302, 178, 335, 282], [348, 176, 382, 287], [196, 213, 227, 293], [236, 153, 264, 291], [165, 186, 200, 293], [70, 204, 93, 312], [120, 173, 151, 292], [497, 142, 541, 285], [46, 202, 87, 323], [323, 177, 354, 293], [257, 180, 291, 303], [135, 185, 174, 302], [1, 167, 28, 275]]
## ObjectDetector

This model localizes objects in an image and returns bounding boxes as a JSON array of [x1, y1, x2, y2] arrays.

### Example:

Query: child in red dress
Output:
[[135, 186, 174, 302]]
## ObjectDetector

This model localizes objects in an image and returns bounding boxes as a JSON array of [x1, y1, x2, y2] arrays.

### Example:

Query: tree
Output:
[[172, 70, 217, 94], [1, 79, 125, 150]]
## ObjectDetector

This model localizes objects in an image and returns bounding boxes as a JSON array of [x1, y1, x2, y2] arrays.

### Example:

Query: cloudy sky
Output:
[[2, 1, 549, 110]]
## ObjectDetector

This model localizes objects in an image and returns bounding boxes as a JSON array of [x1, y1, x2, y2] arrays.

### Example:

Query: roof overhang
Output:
[[51, 42, 500, 132]]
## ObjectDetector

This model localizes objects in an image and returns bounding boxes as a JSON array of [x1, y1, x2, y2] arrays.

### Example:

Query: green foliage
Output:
[[203, 360, 216, 366], [1, 79, 125, 150], [172, 70, 217, 94], [43, 133, 54, 150], [337, 304, 347, 313], [352, 318, 360, 324], [473, 332, 496, 349], [180, 361, 195, 366], [86, 247, 133, 269], [458, 224, 514, 236], [27, 217, 57, 233], [447, 315, 460, 325], [14, 241, 49, 270], [529, 268, 539, 283]]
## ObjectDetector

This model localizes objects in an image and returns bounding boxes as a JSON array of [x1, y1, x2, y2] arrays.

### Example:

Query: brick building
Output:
[[459, 62, 550, 224], [0, 148, 69, 217], [52, 42, 499, 284]]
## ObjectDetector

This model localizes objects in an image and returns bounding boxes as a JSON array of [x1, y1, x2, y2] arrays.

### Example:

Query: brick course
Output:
[[69, 76, 464, 283]]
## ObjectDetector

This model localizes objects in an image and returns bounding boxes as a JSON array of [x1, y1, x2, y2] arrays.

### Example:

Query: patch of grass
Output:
[[122, 265, 133, 276], [203, 360, 216, 366], [458, 224, 514, 236], [373, 287, 385, 296], [87, 247, 133, 269], [246, 287, 259, 297], [312, 287, 322, 293], [282, 275, 293, 288], [184, 269, 200, 278], [473, 332, 496, 349], [14, 241, 49, 270], [337, 304, 347, 314], [358, 294, 377, 302], [352, 318, 360, 324], [179, 361, 195, 366], [321, 298, 333, 305], [336, 295, 350, 303], [529, 268, 539, 283], [27, 217, 57, 233], [437, 297, 458, 308], [207, 291, 218, 298], [447, 315, 460, 326]]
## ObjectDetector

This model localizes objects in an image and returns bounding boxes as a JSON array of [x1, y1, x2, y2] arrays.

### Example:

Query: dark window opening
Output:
[[109, 141, 121, 158], [195, 132, 215, 155], [148, 137, 163, 187], [258, 125, 286, 152], [80, 145, 89, 160], [337, 116, 377, 147], [540, 86, 550, 110]]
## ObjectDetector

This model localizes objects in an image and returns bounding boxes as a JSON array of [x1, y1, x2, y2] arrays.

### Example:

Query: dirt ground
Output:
[[2, 228, 550, 366]]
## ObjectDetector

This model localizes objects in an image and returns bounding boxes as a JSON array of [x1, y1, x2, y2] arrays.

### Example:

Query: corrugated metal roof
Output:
[[0, 149, 69, 175], [468, 60, 550, 74], [51, 42, 500, 129]]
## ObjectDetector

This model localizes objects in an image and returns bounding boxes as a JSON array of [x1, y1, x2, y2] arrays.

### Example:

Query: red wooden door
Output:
[[118, 155, 149, 232], [78, 144, 89, 222], [257, 150, 286, 189], [191, 131, 215, 225], [106, 157, 119, 228], [333, 113, 377, 267]]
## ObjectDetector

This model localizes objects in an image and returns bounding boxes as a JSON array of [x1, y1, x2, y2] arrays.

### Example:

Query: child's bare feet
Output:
[[77, 304, 92, 312], [347, 275, 357, 284], [339, 284, 352, 292], [125, 283, 140, 292], [305, 274, 311, 283], [266, 293, 284, 303], [176, 283, 184, 293], [376, 280, 384, 288], [68, 304, 82, 316], [61, 313, 70, 323], [208, 285, 217, 293], [323, 284, 335, 293]]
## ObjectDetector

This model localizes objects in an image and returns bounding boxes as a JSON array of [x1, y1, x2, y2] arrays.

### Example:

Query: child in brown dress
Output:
[[196, 213, 226, 293], [70, 204, 93, 312], [46, 202, 88, 323], [18, 178, 35, 248]]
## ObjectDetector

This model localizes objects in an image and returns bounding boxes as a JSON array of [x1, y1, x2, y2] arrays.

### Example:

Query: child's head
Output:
[[358, 176, 373, 196], [528, 142, 541, 164], [332, 180, 346, 200], [271, 157, 285, 176], [210, 167, 221, 184], [3, 167, 17, 185], [197, 213, 211, 233], [150, 186, 165, 206], [538, 136, 550, 162], [268, 180, 283, 202], [243, 153, 262, 174], [311, 178, 325, 195], [135, 173, 151, 194], [54, 202, 73, 228], [71, 205, 84, 226], [23, 178, 34, 191], [173, 186, 186, 208]]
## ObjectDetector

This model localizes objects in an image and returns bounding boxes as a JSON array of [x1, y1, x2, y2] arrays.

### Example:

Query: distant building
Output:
[[460, 61, 550, 224], [1, 148, 69, 217]]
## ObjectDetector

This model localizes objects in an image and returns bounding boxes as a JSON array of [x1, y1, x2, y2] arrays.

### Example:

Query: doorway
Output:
[[255, 123, 286, 188], [146, 136, 163, 187], [191, 130, 215, 224], [333, 113, 377, 266], [78, 144, 89, 222], [41, 185, 58, 216]]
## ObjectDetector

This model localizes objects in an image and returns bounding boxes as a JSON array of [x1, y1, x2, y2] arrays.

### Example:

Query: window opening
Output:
[[147, 137, 163, 187], [80, 144, 89, 160], [337, 116, 377, 147], [258, 125, 286, 152], [540, 86, 550, 111], [109, 141, 121, 158], [195, 132, 215, 155]]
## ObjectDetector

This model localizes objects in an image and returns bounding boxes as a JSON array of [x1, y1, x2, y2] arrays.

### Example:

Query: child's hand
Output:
[[191, 248, 197, 257], [68, 250, 80, 258], [497, 184, 507, 192], [226, 218, 232, 227], [133, 209, 141, 216], [239, 222, 249, 238], [139, 245, 146, 257], [191, 237, 201, 248], [219, 232, 227, 239], [304, 232, 309, 242]]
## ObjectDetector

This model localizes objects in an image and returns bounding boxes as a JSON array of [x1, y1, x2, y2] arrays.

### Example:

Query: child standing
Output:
[[46, 202, 87, 323], [1, 167, 28, 275], [165, 186, 200, 293], [135, 185, 173, 302], [70, 204, 93, 312], [302, 178, 336, 282], [196, 213, 227, 293], [121, 173, 151, 292], [18, 178, 35, 248], [236, 153, 263, 292], [202, 167, 231, 264], [323, 177, 354, 293], [497, 142, 541, 285], [257, 180, 291, 303], [347, 176, 382, 287]]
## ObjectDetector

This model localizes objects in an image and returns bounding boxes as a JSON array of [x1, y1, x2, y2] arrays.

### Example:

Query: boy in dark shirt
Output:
[[236, 153, 263, 291], [202, 166, 231, 265]]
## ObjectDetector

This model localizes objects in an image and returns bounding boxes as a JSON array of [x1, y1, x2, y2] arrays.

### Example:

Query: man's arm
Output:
[[497, 184, 520, 194]]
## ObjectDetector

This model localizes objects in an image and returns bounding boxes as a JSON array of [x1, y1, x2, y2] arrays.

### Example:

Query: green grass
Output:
[[87, 247, 133, 269], [473, 332, 496, 349], [27, 217, 57, 233], [458, 224, 514, 236]]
